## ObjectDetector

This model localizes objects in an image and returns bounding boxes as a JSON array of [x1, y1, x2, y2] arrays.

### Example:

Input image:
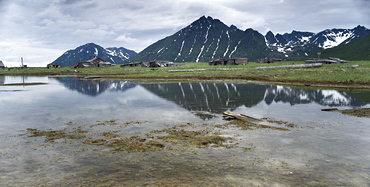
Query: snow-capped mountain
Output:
[[129, 16, 275, 63], [131, 16, 369, 62], [310, 25, 369, 48], [106, 47, 137, 62], [51, 43, 137, 67], [265, 25, 370, 58]]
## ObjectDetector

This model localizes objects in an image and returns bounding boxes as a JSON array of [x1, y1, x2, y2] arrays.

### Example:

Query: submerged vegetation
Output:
[[2, 60, 370, 87], [330, 108, 370, 118], [22, 116, 300, 153]]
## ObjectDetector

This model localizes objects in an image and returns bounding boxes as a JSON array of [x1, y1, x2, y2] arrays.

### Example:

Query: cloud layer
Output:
[[0, 0, 368, 67]]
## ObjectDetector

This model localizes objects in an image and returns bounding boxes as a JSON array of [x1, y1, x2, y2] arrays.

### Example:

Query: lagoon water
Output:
[[1, 76, 370, 186]]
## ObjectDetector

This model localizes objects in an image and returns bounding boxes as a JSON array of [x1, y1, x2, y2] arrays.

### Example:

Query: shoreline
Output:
[[2, 61, 370, 89], [3, 73, 370, 89]]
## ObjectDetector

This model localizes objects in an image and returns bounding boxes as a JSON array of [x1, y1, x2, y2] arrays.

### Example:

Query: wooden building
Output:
[[78, 55, 112, 68], [209, 58, 248, 66], [47, 64, 61, 68], [257, 58, 282, 63], [0, 61, 5, 71], [121, 61, 176, 68]]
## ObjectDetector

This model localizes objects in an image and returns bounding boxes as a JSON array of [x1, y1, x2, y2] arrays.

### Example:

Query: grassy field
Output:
[[1, 61, 370, 87]]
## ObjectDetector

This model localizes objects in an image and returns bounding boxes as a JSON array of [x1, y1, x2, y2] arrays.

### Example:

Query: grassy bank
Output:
[[1, 61, 370, 87]]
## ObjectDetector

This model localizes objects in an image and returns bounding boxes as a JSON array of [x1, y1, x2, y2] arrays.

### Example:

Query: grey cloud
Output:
[[0, 0, 368, 67]]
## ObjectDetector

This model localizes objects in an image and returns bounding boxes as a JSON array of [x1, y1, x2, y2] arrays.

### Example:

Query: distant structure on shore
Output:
[[257, 58, 282, 63], [208, 58, 248, 66], [78, 55, 113, 68], [305, 57, 348, 64], [0, 60, 5, 71], [121, 61, 176, 68]]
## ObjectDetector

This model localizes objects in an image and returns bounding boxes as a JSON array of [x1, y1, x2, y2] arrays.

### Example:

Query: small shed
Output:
[[209, 58, 248, 66], [0, 61, 5, 71], [257, 58, 282, 63]]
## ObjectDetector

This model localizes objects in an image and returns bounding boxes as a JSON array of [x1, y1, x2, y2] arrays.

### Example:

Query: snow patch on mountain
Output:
[[265, 25, 369, 57], [319, 31, 355, 48]]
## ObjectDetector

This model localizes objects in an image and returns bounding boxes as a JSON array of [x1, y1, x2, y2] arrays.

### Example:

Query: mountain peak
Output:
[[51, 43, 137, 66], [230, 25, 238, 31], [129, 16, 270, 62]]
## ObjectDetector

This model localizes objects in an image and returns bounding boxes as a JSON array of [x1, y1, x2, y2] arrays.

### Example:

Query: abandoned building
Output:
[[47, 64, 61, 68], [121, 61, 176, 68], [305, 57, 348, 64], [78, 55, 113, 68], [208, 58, 248, 66], [0, 61, 5, 71], [257, 58, 282, 63]]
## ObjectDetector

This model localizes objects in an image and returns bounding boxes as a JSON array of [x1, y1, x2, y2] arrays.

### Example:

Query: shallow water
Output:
[[1, 76, 369, 186]]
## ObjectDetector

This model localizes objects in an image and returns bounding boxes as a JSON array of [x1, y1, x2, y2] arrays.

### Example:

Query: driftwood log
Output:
[[223, 112, 291, 131], [223, 112, 262, 123], [256, 63, 322, 70]]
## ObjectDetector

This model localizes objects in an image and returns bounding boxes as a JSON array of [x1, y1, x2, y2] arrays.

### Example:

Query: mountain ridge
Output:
[[51, 16, 369, 66], [129, 16, 275, 62], [130, 16, 369, 62]]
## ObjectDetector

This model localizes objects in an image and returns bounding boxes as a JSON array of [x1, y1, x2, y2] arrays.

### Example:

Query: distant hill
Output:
[[311, 34, 370, 60], [51, 43, 137, 67]]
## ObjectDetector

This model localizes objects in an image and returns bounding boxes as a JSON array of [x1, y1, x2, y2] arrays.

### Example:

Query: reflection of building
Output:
[[51, 77, 137, 96]]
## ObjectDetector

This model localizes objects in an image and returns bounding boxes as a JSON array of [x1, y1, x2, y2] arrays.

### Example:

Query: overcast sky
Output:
[[0, 0, 369, 67]]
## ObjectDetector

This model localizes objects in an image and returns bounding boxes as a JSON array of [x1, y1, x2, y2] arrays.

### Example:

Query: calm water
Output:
[[1, 76, 370, 186]]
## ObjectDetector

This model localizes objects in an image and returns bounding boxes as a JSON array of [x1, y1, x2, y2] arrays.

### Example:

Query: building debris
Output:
[[256, 63, 322, 70], [305, 57, 348, 64]]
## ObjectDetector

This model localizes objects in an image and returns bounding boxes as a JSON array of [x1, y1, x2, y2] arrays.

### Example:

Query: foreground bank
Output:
[[1, 61, 369, 88]]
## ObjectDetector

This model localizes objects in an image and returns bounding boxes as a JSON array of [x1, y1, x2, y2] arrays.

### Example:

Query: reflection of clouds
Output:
[[1, 81, 199, 134], [0, 77, 64, 104]]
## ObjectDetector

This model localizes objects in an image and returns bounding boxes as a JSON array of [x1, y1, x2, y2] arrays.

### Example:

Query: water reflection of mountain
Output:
[[263, 86, 368, 107], [142, 83, 266, 113], [51, 77, 138, 96], [52, 77, 368, 111], [141, 83, 368, 113]]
